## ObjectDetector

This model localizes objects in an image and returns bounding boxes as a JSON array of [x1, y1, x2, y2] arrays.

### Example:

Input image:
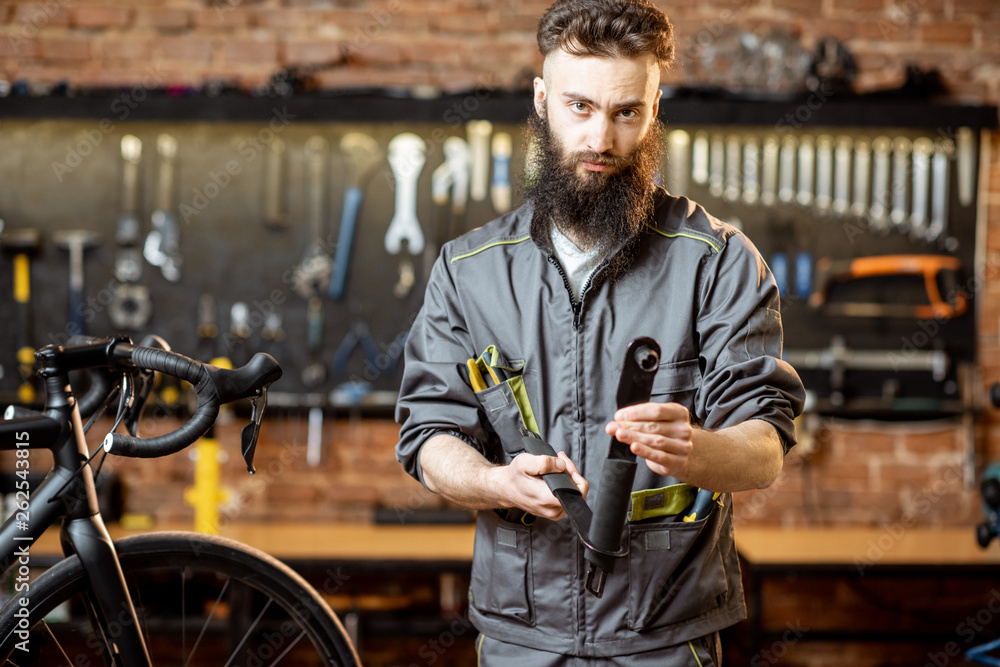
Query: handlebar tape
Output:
[[102, 346, 217, 459], [102, 348, 282, 460]]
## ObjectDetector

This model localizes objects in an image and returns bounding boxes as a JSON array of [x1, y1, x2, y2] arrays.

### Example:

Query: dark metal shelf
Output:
[[0, 90, 995, 129]]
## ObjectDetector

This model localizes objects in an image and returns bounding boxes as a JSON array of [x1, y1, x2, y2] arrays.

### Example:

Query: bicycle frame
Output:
[[0, 367, 156, 665]]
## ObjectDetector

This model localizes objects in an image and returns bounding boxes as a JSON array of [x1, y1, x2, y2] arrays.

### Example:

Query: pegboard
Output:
[[0, 109, 987, 418], [0, 118, 526, 405], [662, 125, 981, 417]]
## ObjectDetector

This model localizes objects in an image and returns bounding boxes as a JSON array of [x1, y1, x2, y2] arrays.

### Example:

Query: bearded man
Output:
[[395, 0, 805, 663]]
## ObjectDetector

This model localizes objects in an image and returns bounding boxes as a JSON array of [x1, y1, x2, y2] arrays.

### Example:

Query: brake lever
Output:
[[124, 368, 155, 437], [240, 386, 268, 474]]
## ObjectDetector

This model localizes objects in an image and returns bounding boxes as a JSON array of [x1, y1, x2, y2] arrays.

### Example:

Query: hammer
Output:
[[53, 230, 100, 337], [1, 228, 41, 403]]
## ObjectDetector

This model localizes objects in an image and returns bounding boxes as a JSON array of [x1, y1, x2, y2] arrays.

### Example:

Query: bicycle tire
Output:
[[0, 531, 361, 666]]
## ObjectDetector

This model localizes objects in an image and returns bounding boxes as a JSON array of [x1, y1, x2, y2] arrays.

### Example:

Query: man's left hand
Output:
[[604, 402, 693, 477]]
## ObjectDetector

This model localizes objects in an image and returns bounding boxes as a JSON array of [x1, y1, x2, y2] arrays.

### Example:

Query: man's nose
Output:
[[585, 116, 614, 154]]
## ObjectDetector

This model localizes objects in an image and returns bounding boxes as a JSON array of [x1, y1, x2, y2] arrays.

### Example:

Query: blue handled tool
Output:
[[328, 132, 382, 301]]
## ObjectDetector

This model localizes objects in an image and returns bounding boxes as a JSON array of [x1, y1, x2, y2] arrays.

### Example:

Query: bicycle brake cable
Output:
[[82, 381, 122, 434], [48, 373, 133, 504]]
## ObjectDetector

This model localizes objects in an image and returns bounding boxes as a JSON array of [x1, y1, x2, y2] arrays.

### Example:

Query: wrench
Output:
[[467, 120, 492, 202], [910, 137, 933, 242], [833, 136, 852, 216], [760, 135, 779, 207], [384, 133, 427, 255], [723, 135, 741, 202], [294, 136, 332, 299], [144, 134, 182, 282], [890, 137, 911, 234], [814, 135, 833, 213], [263, 138, 288, 229], [796, 135, 814, 207], [778, 135, 797, 204], [956, 127, 975, 207], [708, 134, 724, 199], [491, 132, 513, 213], [851, 138, 870, 219], [692, 131, 709, 186], [742, 136, 759, 205], [432, 136, 471, 216], [869, 136, 891, 233], [927, 139, 954, 245], [666, 129, 690, 196]]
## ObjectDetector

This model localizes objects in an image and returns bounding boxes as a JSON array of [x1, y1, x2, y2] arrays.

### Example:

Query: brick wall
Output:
[[2, 0, 1000, 532]]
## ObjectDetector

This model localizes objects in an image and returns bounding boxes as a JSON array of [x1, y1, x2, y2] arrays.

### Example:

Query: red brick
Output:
[[830, 428, 897, 455], [0, 34, 38, 57], [221, 37, 278, 64], [252, 8, 315, 30], [134, 8, 190, 30], [772, 0, 826, 13], [954, 0, 1000, 16], [432, 9, 499, 34], [902, 429, 960, 455], [191, 7, 251, 30], [40, 35, 91, 60], [798, 18, 860, 42], [879, 462, 936, 485], [12, 4, 71, 29], [159, 35, 214, 62], [918, 20, 975, 44], [350, 38, 403, 66], [95, 35, 151, 61], [324, 482, 381, 505], [832, 0, 886, 10], [72, 6, 131, 29], [282, 38, 344, 66]]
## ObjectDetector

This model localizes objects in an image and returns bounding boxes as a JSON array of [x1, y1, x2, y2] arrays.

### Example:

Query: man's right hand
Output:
[[495, 451, 588, 521]]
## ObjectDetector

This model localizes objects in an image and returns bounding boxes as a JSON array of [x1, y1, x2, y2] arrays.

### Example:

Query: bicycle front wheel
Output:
[[0, 531, 360, 666]]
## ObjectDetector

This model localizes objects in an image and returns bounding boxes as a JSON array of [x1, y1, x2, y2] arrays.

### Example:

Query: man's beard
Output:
[[524, 108, 663, 263]]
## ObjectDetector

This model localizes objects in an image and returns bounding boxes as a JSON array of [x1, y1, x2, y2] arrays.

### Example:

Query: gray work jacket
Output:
[[395, 188, 805, 656]]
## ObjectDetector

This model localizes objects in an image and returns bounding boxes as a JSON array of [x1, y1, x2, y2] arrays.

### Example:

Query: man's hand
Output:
[[604, 402, 693, 477], [496, 451, 589, 521]]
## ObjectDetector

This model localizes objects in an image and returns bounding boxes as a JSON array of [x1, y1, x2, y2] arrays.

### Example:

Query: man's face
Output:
[[526, 48, 664, 256], [533, 48, 662, 181]]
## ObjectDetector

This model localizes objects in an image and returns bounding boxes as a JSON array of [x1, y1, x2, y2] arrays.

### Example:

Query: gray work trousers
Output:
[[477, 632, 723, 666]]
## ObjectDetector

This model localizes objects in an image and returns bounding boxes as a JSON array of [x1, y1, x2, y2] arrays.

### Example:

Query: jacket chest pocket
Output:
[[650, 358, 701, 410], [475, 382, 527, 461]]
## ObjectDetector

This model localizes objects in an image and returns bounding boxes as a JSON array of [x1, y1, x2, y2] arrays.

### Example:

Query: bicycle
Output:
[[0, 335, 361, 666]]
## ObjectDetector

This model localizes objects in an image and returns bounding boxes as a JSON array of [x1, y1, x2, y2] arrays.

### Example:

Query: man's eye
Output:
[[620, 109, 637, 119], [572, 102, 588, 112]]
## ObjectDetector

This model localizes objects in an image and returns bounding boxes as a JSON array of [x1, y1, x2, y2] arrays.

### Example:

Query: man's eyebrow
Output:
[[560, 92, 646, 109]]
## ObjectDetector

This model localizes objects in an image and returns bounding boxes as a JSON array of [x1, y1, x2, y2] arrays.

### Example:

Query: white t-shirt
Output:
[[550, 224, 604, 304]]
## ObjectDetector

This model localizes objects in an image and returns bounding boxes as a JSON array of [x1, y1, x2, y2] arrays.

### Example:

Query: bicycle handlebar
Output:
[[33, 337, 282, 471], [102, 345, 281, 465]]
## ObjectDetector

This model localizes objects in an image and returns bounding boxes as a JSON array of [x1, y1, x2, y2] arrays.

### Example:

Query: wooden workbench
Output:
[[31, 521, 477, 571], [734, 526, 1000, 656]]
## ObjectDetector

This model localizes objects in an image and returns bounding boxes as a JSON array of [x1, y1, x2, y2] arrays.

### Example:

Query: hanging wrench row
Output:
[[667, 127, 978, 250]]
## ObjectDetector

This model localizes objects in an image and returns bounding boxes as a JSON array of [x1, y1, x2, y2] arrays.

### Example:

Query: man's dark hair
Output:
[[537, 0, 674, 67]]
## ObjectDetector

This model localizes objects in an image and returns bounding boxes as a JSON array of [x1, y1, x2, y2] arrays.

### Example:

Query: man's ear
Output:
[[651, 86, 662, 120], [533, 76, 547, 118]]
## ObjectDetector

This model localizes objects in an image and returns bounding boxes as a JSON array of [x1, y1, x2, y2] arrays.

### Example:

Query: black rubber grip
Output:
[[103, 347, 217, 459], [521, 432, 578, 494], [588, 459, 637, 553]]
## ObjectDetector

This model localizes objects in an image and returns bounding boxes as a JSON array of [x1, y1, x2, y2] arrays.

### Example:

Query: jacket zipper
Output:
[[547, 255, 583, 329]]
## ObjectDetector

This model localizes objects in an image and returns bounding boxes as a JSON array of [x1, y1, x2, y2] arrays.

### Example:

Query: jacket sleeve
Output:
[[394, 252, 492, 486], [694, 232, 806, 452]]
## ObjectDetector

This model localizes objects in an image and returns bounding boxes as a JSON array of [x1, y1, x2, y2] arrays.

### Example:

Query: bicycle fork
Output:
[[47, 374, 155, 667]]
